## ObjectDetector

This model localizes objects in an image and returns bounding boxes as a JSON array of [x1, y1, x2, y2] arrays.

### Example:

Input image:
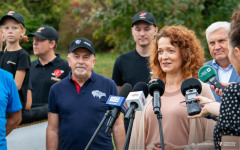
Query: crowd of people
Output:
[[0, 7, 240, 150]]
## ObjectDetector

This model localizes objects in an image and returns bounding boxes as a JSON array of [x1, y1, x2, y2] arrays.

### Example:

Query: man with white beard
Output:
[[46, 37, 125, 150]]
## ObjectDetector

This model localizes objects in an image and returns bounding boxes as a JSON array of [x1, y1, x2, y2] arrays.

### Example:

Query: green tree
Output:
[[86, 0, 240, 59], [0, 0, 71, 53]]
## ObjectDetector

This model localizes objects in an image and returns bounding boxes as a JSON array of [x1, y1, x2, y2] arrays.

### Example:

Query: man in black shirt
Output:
[[22, 26, 70, 123], [112, 11, 158, 132]]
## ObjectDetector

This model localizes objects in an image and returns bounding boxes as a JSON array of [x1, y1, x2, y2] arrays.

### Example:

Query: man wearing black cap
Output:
[[112, 11, 158, 132], [47, 38, 125, 150], [21, 25, 70, 123]]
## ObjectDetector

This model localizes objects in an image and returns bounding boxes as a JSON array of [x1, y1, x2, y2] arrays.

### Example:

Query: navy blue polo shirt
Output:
[[48, 71, 118, 150]]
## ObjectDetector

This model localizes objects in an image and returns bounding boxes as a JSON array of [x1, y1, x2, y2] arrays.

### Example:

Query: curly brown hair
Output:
[[149, 25, 205, 81], [229, 7, 240, 49]]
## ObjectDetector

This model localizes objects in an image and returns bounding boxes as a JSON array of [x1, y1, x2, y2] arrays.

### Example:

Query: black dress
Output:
[[214, 83, 240, 149]]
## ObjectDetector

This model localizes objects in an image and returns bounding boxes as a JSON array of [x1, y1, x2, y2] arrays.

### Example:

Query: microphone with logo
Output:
[[105, 83, 132, 134], [125, 82, 148, 119], [198, 65, 224, 90], [148, 78, 165, 150], [123, 82, 149, 150], [85, 83, 132, 150], [181, 78, 219, 121]]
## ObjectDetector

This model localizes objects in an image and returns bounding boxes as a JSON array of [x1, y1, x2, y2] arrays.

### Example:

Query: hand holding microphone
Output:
[[181, 78, 202, 116], [198, 65, 224, 90], [210, 82, 231, 97], [188, 96, 220, 120], [181, 78, 219, 121]]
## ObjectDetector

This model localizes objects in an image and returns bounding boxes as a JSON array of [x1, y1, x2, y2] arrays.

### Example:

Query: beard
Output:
[[74, 64, 87, 76]]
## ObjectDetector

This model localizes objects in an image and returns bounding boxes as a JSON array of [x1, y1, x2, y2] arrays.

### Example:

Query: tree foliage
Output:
[[0, 0, 71, 53], [87, 0, 240, 59]]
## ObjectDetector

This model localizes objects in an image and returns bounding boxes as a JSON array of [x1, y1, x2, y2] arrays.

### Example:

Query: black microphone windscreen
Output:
[[118, 83, 132, 98], [133, 82, 149, 98], [148, 78, 165, 96], [181, 78, 202, 96]]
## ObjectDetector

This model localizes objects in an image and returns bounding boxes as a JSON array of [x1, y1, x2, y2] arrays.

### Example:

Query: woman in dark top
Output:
[[213, 8, 240, 150]]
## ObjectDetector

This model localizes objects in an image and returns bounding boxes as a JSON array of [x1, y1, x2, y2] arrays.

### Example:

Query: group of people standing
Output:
[[0, 11, 70, 149], [0, 7, 240, 150]]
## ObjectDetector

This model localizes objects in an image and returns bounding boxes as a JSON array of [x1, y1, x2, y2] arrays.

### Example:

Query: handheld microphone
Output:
[[181, 78, 202, 116], [181, 78, 219, 121], [198, 65, 224, 90], [148, 78, 165, 114], [105, 83, 132, 133], [125, 82, 149, 119]]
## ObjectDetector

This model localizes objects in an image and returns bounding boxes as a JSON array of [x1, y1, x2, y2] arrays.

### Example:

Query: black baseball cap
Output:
[[132, 11, 156, 27], [28, 25, 59, 44], [0, 11, 25, 27], [69, 38, 95, 54]]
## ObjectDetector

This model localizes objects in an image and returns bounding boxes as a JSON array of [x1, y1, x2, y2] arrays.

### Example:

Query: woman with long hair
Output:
[[129, 26, 216, 149]]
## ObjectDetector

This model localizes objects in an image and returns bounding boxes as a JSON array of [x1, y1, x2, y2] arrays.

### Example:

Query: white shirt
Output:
[[212, 60, 233, 83]]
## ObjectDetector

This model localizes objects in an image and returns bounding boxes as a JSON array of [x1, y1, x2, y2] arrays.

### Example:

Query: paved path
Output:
[[6, 121, 48, 150]]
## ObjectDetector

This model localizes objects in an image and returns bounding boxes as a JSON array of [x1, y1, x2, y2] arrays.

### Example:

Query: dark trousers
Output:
[[21, 104, 48, 124]]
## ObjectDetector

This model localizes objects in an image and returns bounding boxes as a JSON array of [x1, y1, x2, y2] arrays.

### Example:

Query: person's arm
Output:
[[14, 70, 26, 90], [46, 112, 59, 150], [112, 113, 125, 150], [6, 110, 22, 136], [25, 90, 32, 111], [188, 96, 220, 119]]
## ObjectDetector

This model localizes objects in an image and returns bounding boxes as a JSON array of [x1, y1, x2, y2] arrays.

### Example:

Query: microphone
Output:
[[181, 78, 202, 116], [148, 78, 165, 114], [125, 82, 149, 119], [181, 78, 219, 121], [105, 83, 132, 133], [198, 65, 224, 90]]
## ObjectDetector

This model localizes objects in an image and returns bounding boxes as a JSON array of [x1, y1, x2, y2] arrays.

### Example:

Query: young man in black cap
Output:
[[47, 37, 125, 150], [21, 25, 70, 123], [112, 11, 158, 132]]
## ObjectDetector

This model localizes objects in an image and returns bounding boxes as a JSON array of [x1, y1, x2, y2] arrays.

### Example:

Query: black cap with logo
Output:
[[28, 25, 59, 44], [69, 38, 95, 54], [0, 11, 25, 27], [132, 11, 156, 27]]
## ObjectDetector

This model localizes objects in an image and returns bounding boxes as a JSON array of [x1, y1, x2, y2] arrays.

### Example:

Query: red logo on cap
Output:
[[37, 27, 45, 33], [7, 11, 14, 15], [139, 12, 147, 19], [54, 69, 62, 78], [140, 13, 146, 17]]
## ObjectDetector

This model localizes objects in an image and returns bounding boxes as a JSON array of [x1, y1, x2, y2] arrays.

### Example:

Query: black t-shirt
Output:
[[0, 49, 31, 110], [112, 49, 151, 88], [30, 55, 70, 105]]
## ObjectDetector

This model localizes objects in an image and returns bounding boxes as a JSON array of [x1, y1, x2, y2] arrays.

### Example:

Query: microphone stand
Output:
[[152, 91, 165, 150], [123, 104, 137, 150], [156, 110, 164, 150], [85, 110, 112, 150]]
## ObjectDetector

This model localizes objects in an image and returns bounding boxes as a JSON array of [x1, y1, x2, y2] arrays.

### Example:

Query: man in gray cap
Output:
[[21, 25, 70, 124], [112, 11, 158, 132], [47, 37, 125, 150]]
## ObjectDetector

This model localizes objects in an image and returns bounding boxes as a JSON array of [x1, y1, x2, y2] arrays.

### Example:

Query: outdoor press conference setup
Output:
[[7, 65, 221, 150]]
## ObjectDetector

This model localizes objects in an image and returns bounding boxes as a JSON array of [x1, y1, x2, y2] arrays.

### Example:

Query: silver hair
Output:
[[206, 21, 230, 42]]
